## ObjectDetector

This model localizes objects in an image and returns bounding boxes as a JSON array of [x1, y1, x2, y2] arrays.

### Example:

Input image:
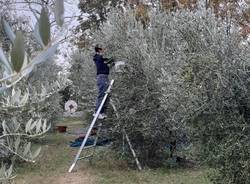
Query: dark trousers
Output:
[[95, 74, 109, 114]]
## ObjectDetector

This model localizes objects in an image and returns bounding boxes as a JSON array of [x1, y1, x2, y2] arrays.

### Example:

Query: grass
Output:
[[14, 118, 212, 184], [15, 134, 73, 177], [97, 168, 211, 184], [91, 148, 211, 184]]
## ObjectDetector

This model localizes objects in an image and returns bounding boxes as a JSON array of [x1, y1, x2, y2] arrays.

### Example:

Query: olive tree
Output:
[[91, 4, 250, 183], [0, 0, 65, 182]]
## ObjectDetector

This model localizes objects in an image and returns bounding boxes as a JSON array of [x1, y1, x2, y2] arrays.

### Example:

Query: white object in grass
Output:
[[65, 100, 78, 113]]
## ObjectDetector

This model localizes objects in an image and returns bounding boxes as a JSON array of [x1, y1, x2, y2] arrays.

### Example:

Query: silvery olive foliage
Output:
[[68, 50, 96, 111], [26, 61, 68, 128], [156, 8, 250, 184], [92, 5, 250, 183], [77, 0, 125, 48], [93, 8, 187, 167], [0, 0, 65, 182]]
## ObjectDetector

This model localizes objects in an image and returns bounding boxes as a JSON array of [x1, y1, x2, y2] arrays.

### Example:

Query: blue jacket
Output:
[[93, 54, 109, 75]]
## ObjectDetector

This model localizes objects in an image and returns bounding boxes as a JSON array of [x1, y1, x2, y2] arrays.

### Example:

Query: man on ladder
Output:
[[68, 45, 115, 173], [68, 45, 143, 173], [93, 44, 114, 119]]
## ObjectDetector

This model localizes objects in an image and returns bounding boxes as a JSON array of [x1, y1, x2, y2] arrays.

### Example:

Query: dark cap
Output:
[[95, 44, 103, 52]]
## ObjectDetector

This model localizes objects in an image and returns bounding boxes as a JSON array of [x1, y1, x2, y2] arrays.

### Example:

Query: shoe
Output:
[[100, 113, 107, 118], [98, 113, 107, 119], [92, 113, 107, 119]]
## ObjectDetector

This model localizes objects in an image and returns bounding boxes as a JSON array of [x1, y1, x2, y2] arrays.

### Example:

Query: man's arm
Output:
[[103, 57, 115, 64], [103, 57, 109, 61]]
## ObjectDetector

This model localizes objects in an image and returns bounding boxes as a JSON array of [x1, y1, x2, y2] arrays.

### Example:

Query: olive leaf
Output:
[[23, 142, 31, 156], [39, 7, 51, 46], [55, 0, 64, 27], [36, 119, 42, 134], [2, 19, 15, 44], [25, 119, 33, 133], [6, 165, 13, 178], [33, 22, 45, 48], [14, 136, 20, 151], [11, 31, 25, 73]]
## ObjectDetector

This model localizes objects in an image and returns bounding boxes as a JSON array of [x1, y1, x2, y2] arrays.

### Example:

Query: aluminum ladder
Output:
[[68, 79, 114, 173]]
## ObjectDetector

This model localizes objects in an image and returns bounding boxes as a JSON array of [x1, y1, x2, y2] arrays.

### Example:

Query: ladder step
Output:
[[83, 145, 95, 149], [68, 79, 115, 173], [78, 154, 93, 160]]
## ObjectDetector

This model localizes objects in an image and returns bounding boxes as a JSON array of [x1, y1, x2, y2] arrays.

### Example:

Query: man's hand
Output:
[[108, 62, 115, 68], [104, 57, 115, 64]]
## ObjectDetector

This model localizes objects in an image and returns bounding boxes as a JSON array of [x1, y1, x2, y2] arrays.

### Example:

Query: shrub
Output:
[[0, 0, 65, 181], [92, 5, 250, 183]]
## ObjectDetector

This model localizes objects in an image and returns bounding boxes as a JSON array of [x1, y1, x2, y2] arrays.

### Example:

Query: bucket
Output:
[[57, 126, 67, 133]]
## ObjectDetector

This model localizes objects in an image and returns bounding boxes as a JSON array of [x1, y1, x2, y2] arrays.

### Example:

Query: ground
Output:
[[14, 117, 212, 184]]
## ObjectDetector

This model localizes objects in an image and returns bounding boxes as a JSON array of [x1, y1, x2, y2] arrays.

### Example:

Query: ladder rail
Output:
[[68, 79, 114, 173], [78, 124, 102, 161], [90, 123, 102, 159], [110, 99, 142, 171]]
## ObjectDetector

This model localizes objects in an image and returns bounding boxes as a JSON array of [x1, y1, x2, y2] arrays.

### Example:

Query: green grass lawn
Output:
[[15, 121, 212, 184], [94, 164, 211, 184], [91, 146, 211, 184]]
